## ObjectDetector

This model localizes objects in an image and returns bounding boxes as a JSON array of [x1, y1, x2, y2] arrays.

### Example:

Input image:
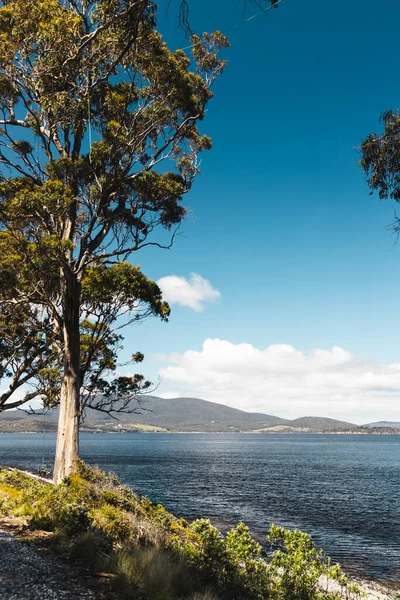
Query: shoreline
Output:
[[319, 574, 399, 600], [1, 429, 400, 435], [205, 517, 400, 597], [0, 513, 398, 600], [3, 468, 399, 597], [1, 466, 399, 599]]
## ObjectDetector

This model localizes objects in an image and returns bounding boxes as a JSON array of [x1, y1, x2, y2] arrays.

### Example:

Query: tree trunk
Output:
[[53, 272, 81, 485]]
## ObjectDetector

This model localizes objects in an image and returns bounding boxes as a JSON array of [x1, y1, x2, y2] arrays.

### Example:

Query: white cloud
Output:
[[157, 273, 220, 311], [158, 391, 182, 399], [156, 339, 400, 423]]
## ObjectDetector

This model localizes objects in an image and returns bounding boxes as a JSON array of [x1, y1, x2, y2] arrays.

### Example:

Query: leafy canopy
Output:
[[361, 110, 400, 202], [0, 261, 170, 414], [0, 0, 228, 413]]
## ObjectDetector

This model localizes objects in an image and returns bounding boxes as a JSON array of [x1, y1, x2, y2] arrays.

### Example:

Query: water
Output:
[[0, 433, 399, 584]]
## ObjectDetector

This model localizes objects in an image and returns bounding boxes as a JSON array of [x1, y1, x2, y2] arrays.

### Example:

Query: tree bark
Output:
[[53, 272, 81, 485]]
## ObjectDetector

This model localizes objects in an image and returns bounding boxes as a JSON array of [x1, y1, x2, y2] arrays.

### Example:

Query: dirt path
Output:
[[0, 520, 114, 600]]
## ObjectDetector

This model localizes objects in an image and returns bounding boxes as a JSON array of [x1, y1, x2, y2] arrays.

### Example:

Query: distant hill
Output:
[[362, 421, 400, 429], [288, 416, 356, 431], [126, 396, 290, 431], [0, 418, 58, 433], [0, 396, 362, 433], [0, 397, 288, 431]]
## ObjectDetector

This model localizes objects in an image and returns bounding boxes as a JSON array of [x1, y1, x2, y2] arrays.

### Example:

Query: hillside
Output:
[[0, 396, 289, 433], [288, 416, 356, 431], [124, 396, 290, 431], [0, 396, 361, 433], [363, 421, 400, 429]]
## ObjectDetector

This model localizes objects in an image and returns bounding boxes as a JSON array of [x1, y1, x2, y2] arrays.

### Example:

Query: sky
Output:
[[5, 0, 398, 424], [114, 0, 400, 424]]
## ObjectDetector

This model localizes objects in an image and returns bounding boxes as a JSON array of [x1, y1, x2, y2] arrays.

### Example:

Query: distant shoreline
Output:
[[1, 429, 400, 435], [1, 396, 399, 435]]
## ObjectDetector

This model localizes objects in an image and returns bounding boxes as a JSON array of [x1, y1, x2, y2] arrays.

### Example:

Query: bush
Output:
[[107, 547, 193, 600], [0, 484, 23, 514], [0, 465, 361, 600], [267, 525, 357, 600], [90, 503, 132, 542], [225, 522, 262, 564], [28, 484, 91, 536]]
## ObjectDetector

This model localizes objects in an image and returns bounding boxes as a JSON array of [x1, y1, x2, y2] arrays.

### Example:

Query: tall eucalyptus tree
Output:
[[0, 0, 228, 482]]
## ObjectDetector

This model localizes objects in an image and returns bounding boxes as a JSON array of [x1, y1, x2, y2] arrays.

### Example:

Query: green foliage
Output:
[[225, 522, 262, 564], [267, 525, 358, 600], [107, 547, 193, 600], [0, 261, 169, 414], [360, 108, 400, 242], [90, 503, 132, 542], [0, 0, 228, 439], [0, 483, 23, 513], [361, 110, 400, 201], [82, 262, 170, 320], [184, 519, 269, 600], [30, 491, 92, 536], [0, 464, 361, 600]]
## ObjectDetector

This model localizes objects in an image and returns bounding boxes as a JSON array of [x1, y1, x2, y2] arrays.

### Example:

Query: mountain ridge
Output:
[[0, 395, 358, 433], [362, 421, 400, 429]]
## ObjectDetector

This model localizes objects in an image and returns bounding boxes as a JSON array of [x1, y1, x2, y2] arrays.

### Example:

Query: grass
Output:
[[0, 462, 361, 600]]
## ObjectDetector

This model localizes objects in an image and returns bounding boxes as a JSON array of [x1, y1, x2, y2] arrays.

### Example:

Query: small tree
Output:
[[0, 0, 228, 482]]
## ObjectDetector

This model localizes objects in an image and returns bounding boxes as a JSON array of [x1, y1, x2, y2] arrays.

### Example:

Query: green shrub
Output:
[[225, 522, 262, 564], [75, 461, 108, 484], [0, 469, 45, 495], [90, 503, 132, 542], [101, 488, 137, 511], [267, 525, 353, 600], [107, 547, 193, 600], [0, 484, 23, 514], [186, 519, 266, 600], [0, 465, 362, 600], [28, 485, 91, 535]]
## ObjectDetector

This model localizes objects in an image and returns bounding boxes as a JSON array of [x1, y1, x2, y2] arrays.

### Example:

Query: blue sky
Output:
[[119, 0, 400, 422]]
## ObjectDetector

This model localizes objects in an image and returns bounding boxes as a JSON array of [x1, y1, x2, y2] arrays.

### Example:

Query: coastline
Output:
[[0, 512, 398, 600], [1, 468, 399, 598], [1, 429, 400, 435], [319, 574, 399, 600], [1, 467, 399, 599]]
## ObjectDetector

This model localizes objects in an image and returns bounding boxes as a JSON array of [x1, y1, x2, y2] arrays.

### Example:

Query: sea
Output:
[[0, 433, 399, 586]]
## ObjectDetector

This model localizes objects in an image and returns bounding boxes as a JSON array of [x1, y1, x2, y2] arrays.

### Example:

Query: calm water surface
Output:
[[1, 433, 399, 585]]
